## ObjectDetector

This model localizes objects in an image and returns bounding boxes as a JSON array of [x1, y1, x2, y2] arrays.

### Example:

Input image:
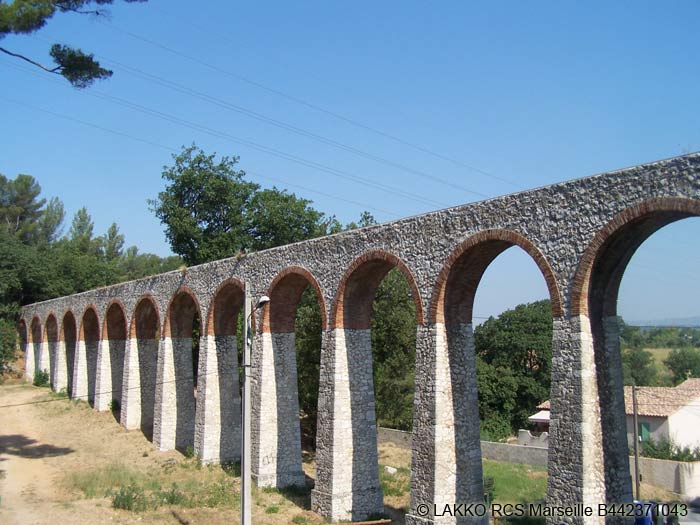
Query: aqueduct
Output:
[[18, 154, 700, 524]]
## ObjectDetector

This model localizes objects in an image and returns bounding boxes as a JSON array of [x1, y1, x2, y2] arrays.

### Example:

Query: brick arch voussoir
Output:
[[129, 294, 161, 340], [429, 228, 563, 324], [330, 249, 425, 330], [164, 286, 203, 338], [102, 299, 129, 341], [262, 266, 328, 333], [570, 197, 700, 317], [79, 305, 101, 342], [60, 309, 76, 342], [205, 277, 246, 337]]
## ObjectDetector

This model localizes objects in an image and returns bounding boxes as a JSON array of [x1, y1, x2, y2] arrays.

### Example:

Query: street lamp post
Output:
[[241, 285, 270, 525]]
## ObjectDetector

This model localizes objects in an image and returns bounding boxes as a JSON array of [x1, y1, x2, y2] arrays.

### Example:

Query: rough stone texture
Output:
[[18, 153, 700, 524], [154, 337, 196, 452], [311, 328, 383, 521], [253, 331, 305, 487], [121, 338, 158, 436], [194, 335, 241, 463]]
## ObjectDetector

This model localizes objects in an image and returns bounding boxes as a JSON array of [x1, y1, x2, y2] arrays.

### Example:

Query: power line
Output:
[[94, 18, 522, 191], [98, 57, 490, 199], [1, 59, 447, 209], [1, 96, 400, 220]]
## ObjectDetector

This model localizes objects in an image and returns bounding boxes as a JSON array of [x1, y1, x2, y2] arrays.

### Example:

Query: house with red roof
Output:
[[529, 378, 700, 449]]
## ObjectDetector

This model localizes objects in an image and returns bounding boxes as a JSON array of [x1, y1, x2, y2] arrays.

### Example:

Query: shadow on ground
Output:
[[0, 434, 74, 459]]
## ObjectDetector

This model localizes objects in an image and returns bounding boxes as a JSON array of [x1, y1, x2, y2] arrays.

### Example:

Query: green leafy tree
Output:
[[474, 299, 552, 436], [0, 0, 146, 88], [664, 347, 700, 385], [622, 346, 658, 386], [247, 188, 326, 251], [371, 268, 416, 431], [101, 222, 125, 260], [150, 145, 258, 265], [151, 144, 337, 265], [0, 173, 45, 242]]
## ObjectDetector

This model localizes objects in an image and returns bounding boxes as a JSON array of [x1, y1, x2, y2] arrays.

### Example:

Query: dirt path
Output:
[[0, 383, 159, 524], [0, 384, 79, 524], [0, 381, 411, 524]]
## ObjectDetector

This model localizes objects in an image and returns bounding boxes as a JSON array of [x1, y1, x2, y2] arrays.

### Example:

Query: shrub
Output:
[[112, 484, 151, 512], [640, 437, 700, 462], [33, 369, 49, 387]]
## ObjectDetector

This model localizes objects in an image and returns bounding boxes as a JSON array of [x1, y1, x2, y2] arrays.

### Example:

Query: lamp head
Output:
[[255, 295, 270, 310]]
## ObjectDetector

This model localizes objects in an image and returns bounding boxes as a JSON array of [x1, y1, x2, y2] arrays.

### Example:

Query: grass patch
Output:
[[379, 464, 411, 497], [483, 460, 547, 504], [66, 463, 146, 498]]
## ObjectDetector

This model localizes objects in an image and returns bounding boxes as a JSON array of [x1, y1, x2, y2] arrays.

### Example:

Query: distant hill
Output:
[[629, 316, 700, 328]]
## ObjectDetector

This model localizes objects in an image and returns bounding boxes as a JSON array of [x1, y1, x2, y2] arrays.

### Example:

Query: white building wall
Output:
[[668, 397, 700, 449]]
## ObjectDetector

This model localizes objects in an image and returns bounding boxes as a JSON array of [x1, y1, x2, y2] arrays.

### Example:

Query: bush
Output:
[[33, 369, 49, 387], [640, 437, 700, 462], [112, 484, 151, 512]]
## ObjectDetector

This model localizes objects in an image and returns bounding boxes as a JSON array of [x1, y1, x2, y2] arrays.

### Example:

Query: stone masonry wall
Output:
[[19, 153, 700, 524]]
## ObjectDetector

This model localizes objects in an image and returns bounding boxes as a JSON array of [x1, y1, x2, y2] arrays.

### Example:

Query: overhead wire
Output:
[[1, 95, 400, 220], [1, 59, 447, 209], [93, 18, 522, 191]]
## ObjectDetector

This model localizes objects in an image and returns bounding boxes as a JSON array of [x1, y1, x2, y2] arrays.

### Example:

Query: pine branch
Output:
[[0, 46, 62, 74]]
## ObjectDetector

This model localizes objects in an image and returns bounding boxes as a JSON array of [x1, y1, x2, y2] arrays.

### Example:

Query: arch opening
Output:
[[62, 312, 77, 397], [201, 280, 245, 463], [30, 317, 42, 380], [130, 297, 160, 440], [256, 267, 326, 489], [103, 302, 127, 420], [17, 319, 27, 380], [426, 230, 558, 515], [159, 289, 201, 453], [572, 199, 700, 504], [45, 314, 58, 390], [80, 307, 100, 406], [327, 252, 422, 520]]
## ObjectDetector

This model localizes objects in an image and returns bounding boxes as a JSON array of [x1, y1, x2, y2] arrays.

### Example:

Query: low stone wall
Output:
[[378, 427, 700, 504], [633, 457, 700, 506], [517, 429, 549, 448], [377, 427, 548, 466], [481, 440, 548, 466]]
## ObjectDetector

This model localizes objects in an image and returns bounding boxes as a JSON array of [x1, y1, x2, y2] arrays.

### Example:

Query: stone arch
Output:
[[44, 313, 59, 390], [254, 266, 327, 488], [123, 295, 161, 439], [164, 287, 202, 338], [97, 301, 128, 414], [430, 228, 563, 325], [155, 287, 202, 452], [78, 305, 100, 406], [130, 294, 161, 340], [331, 250, 424, 330], [195, 278, 245, 463], [568, 197, 700, 505], [417, 228, 561, 519], [262, 266, 327, 333], [61, 310, 77, 397], [205, 278, 245, 337], [571, 197, 700, 317], [318, 250, 423, 519], [29, 316, 42, 378]]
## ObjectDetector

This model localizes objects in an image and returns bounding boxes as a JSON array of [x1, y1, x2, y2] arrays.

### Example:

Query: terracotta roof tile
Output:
[[537, 378, 700, 417]]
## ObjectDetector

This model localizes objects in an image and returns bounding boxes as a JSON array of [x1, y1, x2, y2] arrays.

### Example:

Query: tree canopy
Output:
[[150, 144, 338, 265], [0, 0, 146, 88], [0, 172, 181, 376]]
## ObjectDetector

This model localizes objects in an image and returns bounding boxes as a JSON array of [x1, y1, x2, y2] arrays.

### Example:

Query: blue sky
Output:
[[2, 1, 699, 322]]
